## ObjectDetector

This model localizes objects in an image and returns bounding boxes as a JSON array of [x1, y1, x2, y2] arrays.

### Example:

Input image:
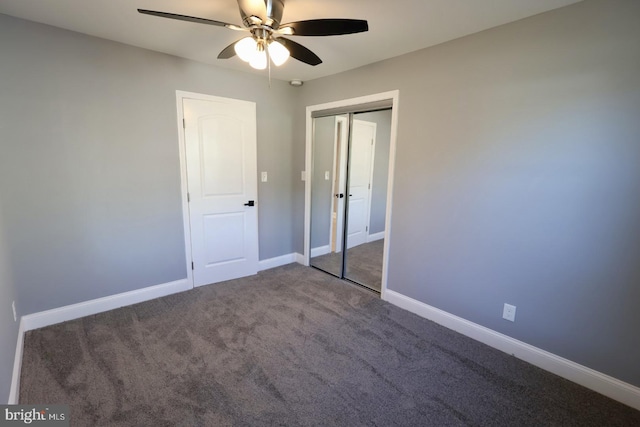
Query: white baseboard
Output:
[[367, 231, 385, 242], [258, 253, 297, 271], [384, 289, 640, 411], [22, 278, 192, 332], [310, 245, 330, 258], [8, 318, 25, 404], [258, 253, 308, 270]]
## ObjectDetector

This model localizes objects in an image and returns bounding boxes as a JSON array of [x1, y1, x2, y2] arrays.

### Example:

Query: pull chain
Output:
[[267, 41, 272, 88]]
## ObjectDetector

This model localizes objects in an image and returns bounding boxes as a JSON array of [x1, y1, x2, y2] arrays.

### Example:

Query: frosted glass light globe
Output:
[[235, 37, 257, 63], [268, 40, 290, 66], [250, 49, 267, 70]]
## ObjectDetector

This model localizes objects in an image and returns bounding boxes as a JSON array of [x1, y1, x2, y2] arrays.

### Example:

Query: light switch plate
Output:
[[261, 171, 268, 182]]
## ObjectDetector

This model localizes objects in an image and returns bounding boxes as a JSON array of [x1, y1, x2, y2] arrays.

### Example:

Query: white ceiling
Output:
[[0, 0, 582, 82]]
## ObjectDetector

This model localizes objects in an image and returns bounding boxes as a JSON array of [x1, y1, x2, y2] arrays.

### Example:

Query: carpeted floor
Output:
[[20, 264, 640, 426], [311, 239, 384, 291]]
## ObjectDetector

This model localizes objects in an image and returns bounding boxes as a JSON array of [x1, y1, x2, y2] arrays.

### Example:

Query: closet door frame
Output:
[[303, 90, 399, 298]]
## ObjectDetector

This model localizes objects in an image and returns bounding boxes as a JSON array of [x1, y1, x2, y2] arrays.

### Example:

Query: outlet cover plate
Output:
[[503, 303, 516, 322]]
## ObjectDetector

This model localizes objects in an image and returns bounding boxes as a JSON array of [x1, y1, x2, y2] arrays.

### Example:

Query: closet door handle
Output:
[[244, 200, 255, 207], [335, 193, 344, 198]]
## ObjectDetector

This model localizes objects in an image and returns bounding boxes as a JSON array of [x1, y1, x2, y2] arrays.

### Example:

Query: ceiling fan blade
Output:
[[217, 41, 238, 59], [278, 19, 368, 36], [278, 37, 322, 66], [137, 9, 234, 28]]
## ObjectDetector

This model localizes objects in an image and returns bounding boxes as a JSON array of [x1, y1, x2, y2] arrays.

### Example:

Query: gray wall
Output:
[[0, 13, 297, 316], [355, 110, 392, 234], [295, 0, 640, 387], [0, 202, 20, 403]]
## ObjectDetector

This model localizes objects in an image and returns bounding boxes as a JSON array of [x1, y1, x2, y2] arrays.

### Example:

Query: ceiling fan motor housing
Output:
[[239, 0, 285, 29]]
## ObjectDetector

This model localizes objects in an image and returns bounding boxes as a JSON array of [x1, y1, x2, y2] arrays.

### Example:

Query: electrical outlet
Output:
[[261, 171, 268, 182], [503, 303, 516, 322], [12, 301, 17, 322]]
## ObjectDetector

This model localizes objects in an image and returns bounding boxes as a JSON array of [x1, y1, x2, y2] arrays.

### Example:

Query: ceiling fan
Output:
[[138, 0, 368, 71]]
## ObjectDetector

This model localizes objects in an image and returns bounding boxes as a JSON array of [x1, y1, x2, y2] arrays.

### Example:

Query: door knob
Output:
[[244, 200, 255, 207], [335, 193, 344, 198]]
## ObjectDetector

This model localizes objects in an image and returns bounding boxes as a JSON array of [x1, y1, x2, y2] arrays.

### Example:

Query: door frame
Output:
[[176, 90, 195, 288], [304, 90, 400, 298]]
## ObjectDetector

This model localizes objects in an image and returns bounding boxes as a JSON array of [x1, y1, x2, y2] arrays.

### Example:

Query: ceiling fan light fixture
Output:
[[234, 37, 258, 62], [268, 40, 290, 66], [138, 3, 369, 73]]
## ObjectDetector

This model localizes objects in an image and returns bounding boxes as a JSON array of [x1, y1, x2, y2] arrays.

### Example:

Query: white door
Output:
[[183, 96, 259, 286], [347, 120, 376, 249]]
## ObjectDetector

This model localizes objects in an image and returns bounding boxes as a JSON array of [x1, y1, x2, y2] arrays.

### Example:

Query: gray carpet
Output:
[[20, 264, 640, 426], [311, 239, 384, 291]]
